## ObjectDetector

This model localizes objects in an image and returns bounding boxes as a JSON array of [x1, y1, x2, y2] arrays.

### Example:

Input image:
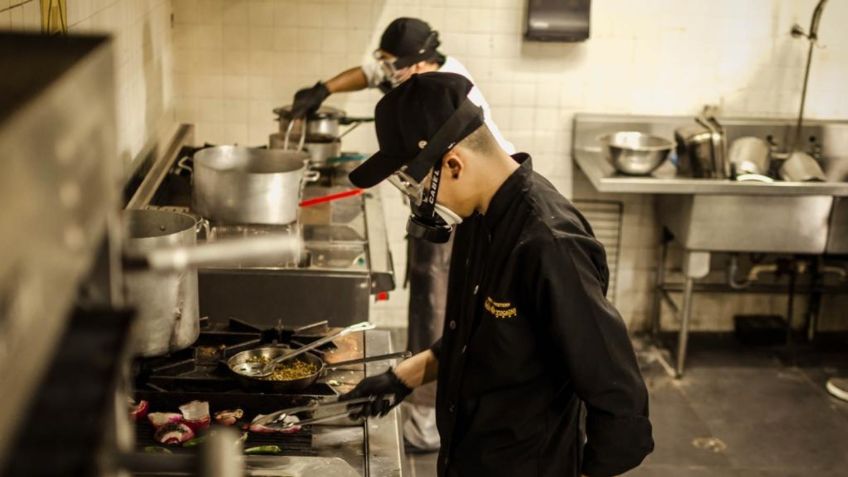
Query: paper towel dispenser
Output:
[[525, 0, 591, 42]]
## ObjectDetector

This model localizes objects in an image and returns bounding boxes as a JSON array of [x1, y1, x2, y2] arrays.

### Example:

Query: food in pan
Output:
[[244, 356, 319, 381], [214, 409, 244, 426], [154, 422, 195, 446]]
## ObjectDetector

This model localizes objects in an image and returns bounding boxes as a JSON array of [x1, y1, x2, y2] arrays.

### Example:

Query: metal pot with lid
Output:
[[273, 105, 372, 139], [271, 105, 373, 164]]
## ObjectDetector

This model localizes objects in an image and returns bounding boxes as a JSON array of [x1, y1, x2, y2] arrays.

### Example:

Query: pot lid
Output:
[[273, 105, 346, 120]]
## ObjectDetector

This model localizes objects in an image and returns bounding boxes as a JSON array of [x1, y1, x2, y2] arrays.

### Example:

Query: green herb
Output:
[[244, 445, 283, 455]]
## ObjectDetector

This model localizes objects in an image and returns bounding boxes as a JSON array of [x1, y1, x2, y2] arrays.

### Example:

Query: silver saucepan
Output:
[[123, 208, 303, 357], [192, 146, 319, 225]]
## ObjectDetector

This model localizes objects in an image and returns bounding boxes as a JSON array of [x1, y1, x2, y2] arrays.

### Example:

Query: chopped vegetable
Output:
[[154, 422, 195, 446], [214, 408, 244, 426], [143, 446, 173, 454], [129, 400, 149, 422], [148, 412, 183, 429], [244, 445, 283, 455], [183, 435, 207, 448], [179, 400, 210, 431]]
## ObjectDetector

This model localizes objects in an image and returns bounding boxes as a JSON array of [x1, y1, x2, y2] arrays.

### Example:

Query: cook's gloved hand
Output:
[[291, 81, 330, 118], [339, 368, 412, 419]]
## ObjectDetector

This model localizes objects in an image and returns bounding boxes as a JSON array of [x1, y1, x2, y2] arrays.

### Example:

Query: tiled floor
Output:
[[389, 328, 848, 477]]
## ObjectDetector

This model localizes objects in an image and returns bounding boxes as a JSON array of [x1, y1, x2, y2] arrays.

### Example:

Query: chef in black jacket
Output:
[[340, 72, 654, 477]]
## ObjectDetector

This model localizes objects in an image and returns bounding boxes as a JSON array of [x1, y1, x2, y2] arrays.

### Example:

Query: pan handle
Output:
[[256, 322, 376, 374], [324, 350, 412, 369], [126, 234, 303, 273], [338, 116, 374, 126]]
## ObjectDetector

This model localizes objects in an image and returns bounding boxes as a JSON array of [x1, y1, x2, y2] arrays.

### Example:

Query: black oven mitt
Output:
[[291, 82, 330, 118], [339, 368, 412, 419]]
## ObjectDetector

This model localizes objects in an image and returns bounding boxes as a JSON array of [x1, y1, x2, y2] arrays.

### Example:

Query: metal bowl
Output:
[[599, 131, 674, 175]]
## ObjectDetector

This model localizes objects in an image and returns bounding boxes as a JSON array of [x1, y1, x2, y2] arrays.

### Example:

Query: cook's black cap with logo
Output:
[[379, 17, 441, 68], [349, 72, 484, 189]]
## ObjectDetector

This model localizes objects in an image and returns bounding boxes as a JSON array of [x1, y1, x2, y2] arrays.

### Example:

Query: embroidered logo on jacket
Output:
[[484, 297, 518, 319]]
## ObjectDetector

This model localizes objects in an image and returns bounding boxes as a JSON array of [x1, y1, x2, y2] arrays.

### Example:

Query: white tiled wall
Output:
[[2, 0, 174, 165], [171, 0, 848, 330]]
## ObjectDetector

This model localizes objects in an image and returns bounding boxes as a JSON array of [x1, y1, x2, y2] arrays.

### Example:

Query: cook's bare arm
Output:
[[394, 349, 438, 389], [324, 67, 369, 94]]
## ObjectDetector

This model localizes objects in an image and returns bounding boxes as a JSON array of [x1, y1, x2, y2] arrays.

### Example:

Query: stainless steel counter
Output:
[[572, 113, 848, 196], [303, 329, 405, 477], [575, 149, 848, 196]]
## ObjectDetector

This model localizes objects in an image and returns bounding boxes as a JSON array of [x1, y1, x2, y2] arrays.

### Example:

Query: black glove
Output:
[[291, 81, 330, 118], [338, 368, 412, 419]]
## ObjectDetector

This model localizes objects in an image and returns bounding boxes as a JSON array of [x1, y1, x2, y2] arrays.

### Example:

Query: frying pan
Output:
[[226, 347, 411, 393]]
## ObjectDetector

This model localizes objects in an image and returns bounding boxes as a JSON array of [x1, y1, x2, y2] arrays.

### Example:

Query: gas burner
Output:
[[134, 319, 336, 394]]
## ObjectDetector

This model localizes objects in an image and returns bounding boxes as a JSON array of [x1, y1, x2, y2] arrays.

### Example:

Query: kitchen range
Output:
[[117, 118, 403, 473], [127, 318, 407, 477], [0, 32, 405, 477], [126, 124, 394, 330]]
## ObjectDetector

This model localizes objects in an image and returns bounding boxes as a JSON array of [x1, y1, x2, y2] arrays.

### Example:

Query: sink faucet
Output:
[[791, 0, 829, 151]]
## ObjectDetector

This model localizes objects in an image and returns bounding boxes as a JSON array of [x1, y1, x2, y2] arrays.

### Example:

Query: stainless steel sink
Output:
[[573, 113, 848, 253], [573, 113, 848, 379], [656, 194, 832, 253]]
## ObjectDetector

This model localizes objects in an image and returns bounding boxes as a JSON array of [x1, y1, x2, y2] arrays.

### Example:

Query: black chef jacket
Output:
[[429, 154, 653, 477]]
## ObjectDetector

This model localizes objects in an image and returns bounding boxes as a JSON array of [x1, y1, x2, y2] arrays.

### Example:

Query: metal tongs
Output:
[[252, 396, 377, 430], [240, 321, 376, 377]]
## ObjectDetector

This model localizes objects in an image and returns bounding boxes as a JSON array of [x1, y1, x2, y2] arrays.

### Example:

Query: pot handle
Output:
[[337, 120, 365, 140], [303, 170, 321, 183], [339, 116, 374, 126], [195, 218, 211, 239], [175, 156, 193, 175]]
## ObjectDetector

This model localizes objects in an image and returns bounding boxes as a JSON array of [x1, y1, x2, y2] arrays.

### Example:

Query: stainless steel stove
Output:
[[128, 319, 405, 477], [126, 138, 395, 329]]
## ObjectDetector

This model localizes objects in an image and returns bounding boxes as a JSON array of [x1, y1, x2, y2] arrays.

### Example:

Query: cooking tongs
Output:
[[252, 396, 376, 430], [239, 321, 376, 377]]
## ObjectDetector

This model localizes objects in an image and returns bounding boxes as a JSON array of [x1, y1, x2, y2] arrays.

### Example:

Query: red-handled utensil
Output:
[[299, 188, 363, 207]]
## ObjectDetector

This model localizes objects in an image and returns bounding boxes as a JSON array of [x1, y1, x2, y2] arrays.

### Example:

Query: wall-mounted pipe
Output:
[[727, 254, 751, 289]]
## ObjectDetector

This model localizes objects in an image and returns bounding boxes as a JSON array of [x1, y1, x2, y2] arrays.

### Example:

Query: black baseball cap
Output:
[[348, 72, 484, 189], [379, 18, 441, 68]]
